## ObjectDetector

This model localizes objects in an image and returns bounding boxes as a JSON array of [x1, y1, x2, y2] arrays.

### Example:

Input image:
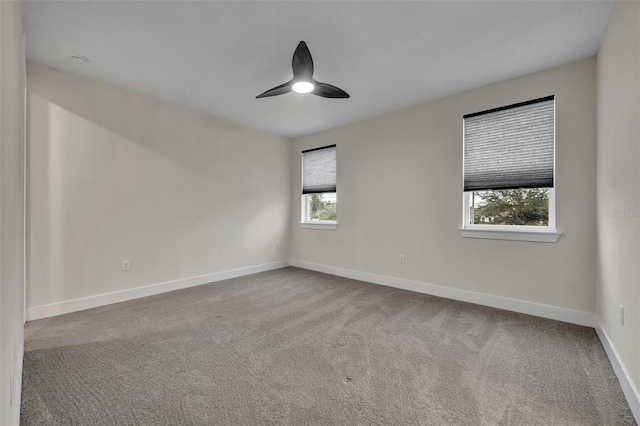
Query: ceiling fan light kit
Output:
[[257, 41, 349, 99], [292, 81, 315, 94]]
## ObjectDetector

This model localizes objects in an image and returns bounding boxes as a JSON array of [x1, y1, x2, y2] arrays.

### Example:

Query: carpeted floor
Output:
[[21, 267, 636, 425]]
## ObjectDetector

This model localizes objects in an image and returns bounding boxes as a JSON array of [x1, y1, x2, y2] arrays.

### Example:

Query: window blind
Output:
[[464, 96, 555, 192], [302, 145, 336, 194]]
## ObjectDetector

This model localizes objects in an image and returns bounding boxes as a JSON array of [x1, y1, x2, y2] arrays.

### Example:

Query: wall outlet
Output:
[[122, 260, 131, 271], [276, 244, 281, 251], [399, 254, 405, 264], [619, 304, 624, 326]]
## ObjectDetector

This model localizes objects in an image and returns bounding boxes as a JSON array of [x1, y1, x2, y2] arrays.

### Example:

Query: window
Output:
[[461, 96, 559, 241], [301, 145, 337, 229]]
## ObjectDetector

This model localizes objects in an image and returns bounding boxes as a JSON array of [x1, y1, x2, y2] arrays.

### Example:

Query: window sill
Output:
[[300, 222, 337, 230], [458, 228, 561, 243]]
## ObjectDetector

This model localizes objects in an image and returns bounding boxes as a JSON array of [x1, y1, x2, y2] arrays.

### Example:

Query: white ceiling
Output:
[[23, 1, 613, 138]]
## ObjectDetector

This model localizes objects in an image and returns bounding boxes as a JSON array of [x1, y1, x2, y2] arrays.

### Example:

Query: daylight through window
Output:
[[302, 145, 337, 224], [463, 96, 555, 230]]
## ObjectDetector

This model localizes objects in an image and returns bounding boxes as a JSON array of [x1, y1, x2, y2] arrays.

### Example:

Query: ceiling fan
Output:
[[256, 41, 350, 99]]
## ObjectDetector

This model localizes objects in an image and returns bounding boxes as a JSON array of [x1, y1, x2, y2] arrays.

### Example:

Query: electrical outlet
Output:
[[122, 260, 130, 271], [400, 254, 405, 264], [619, 304, 624, 326], [276, 244, 281, 251]]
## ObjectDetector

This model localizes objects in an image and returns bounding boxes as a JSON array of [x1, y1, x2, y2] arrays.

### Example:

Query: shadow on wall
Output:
[[27, 62, 285, 174], [27, 63, 291, 308]]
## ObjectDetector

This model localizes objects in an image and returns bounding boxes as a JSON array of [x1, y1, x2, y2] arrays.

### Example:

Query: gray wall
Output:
[[28, 63, 291, 308], [596, 0, 640, 403], [290, 58, 597, 314], [1, 1, 25, 424]]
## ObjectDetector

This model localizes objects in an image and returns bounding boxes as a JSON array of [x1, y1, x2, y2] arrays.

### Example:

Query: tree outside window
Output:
[[309, 193, 337, 221], [471, 188, 549, 226]]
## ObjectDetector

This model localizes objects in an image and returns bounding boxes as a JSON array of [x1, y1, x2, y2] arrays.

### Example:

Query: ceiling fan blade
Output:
[[292, 41, 314, 79], [256, 81, 292, 98], [312, 82, 350, 98]]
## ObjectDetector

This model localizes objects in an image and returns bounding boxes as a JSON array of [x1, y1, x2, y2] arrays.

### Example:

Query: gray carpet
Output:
[[21, 267, 636, 425]]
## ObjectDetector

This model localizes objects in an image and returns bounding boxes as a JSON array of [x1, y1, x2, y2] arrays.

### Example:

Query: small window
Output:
[[303, 193, 337, 222], [301, 145, 337, 227], [463, 96, 555, 232]]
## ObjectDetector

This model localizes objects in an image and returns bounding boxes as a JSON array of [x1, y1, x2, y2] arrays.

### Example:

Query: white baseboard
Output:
[[29, 258, 595, 327], [27, 259, 637, 421], [288, 259, 594, 327], [291, 259, 640, 420], [27, 261, 288, 321], [595, 318, 640, 422], [288, 262, 640, 419]]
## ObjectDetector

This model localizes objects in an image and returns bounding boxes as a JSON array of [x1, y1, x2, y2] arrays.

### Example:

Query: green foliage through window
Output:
[[309, 194, 337, 221], [471, 188, 549, 226]]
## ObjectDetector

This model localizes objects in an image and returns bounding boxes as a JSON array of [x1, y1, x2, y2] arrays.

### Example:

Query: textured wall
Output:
[[28, 63, 291, 308], [290, 58, 597, 314]]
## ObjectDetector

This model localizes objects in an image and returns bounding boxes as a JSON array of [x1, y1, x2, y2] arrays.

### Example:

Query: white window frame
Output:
[[459, 98, 561, 243], [460, 189, 560, 242], [462, 188, 556, 232], [300, 193, 337, 230]]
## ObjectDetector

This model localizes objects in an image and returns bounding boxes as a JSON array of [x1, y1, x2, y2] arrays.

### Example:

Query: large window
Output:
[[463, 96, 555, 233], [301, 145, 336, 227]]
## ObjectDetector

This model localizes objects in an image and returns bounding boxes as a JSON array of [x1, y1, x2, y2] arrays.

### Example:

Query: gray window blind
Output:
[[464, 96, 555, 192], [302, 145, 336, 194]]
